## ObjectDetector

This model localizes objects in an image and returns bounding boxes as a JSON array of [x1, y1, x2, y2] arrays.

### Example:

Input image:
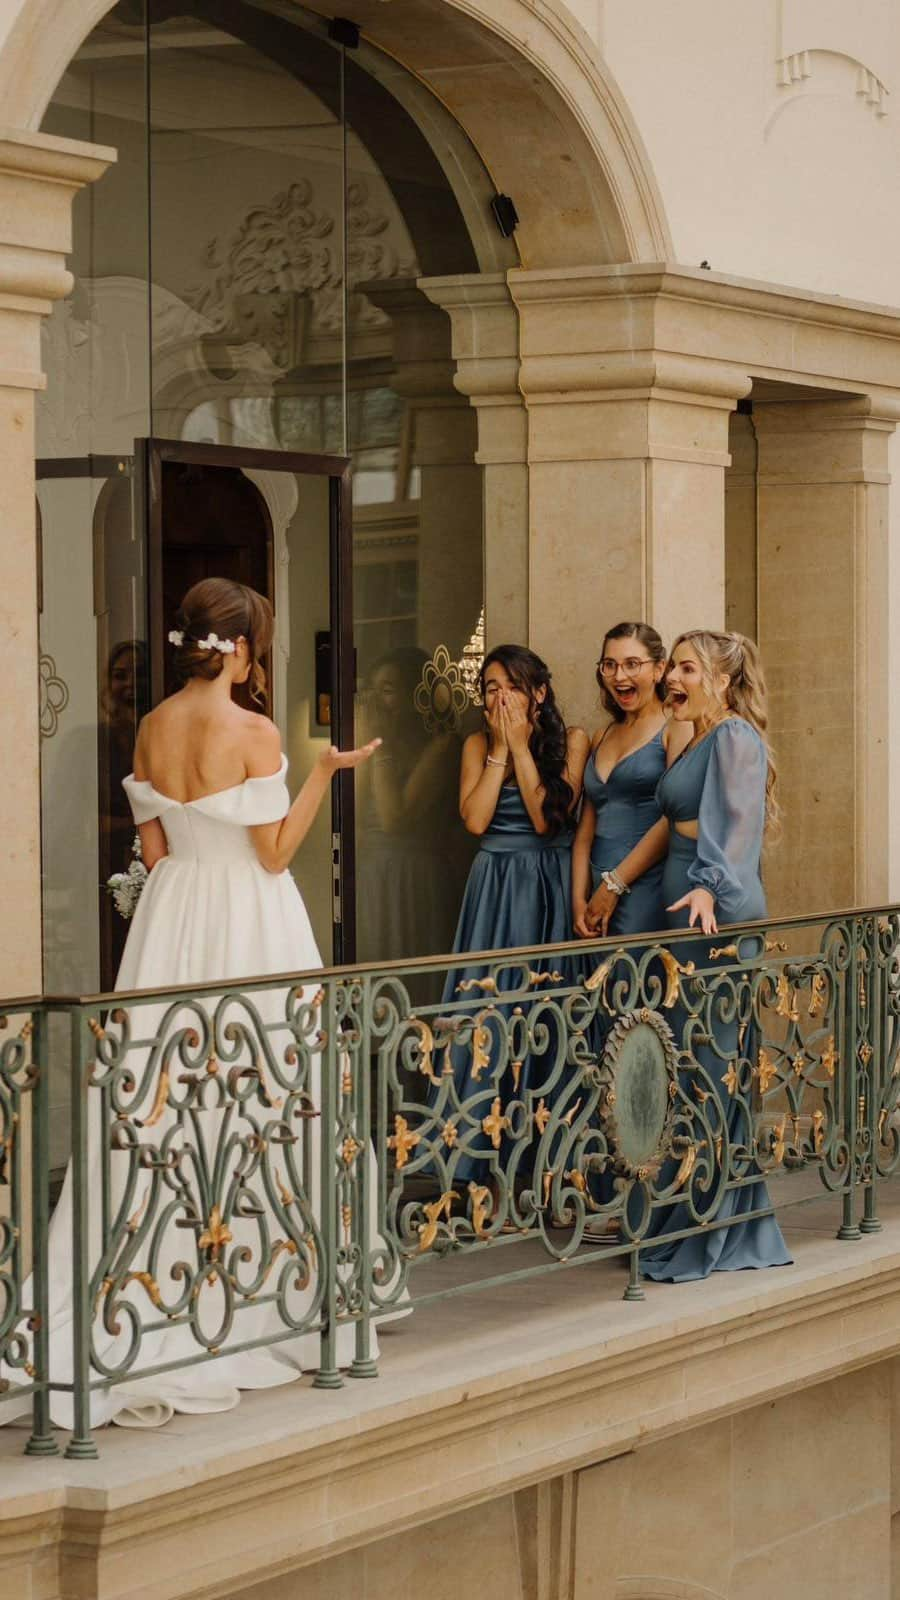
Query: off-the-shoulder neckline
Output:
[[125, 754, 287, 807]]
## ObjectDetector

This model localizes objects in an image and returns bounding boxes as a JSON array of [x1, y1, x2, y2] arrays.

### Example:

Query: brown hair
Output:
[[171, 578, 273, 704], [668, 629, 780, 835], [595, 621, 667, 722]]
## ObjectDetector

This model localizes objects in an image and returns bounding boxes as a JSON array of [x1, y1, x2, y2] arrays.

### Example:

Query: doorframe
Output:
[[140, 437, 357, 963]]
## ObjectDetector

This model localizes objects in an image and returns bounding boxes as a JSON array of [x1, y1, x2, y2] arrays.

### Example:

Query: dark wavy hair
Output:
[[595, 621, 667, 722], [480, 644, 573, 836]]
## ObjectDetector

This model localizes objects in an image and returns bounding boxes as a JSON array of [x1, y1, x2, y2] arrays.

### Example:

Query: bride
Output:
[[5, 577, 384, 1432]]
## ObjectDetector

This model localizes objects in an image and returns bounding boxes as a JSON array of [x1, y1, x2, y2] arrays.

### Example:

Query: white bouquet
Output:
[[105, 831, 148, 920]]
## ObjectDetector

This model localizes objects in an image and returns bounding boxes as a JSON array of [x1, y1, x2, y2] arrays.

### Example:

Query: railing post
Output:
[[313, 979, 342, 1390], [349, 975, 376, 1378], [861, 912, 883, 1234], [65, 1004, 98, 1459], [24, 1005, 58, 1456], [623, 1246, 644, 1302], [838, 918, 862, 1241]]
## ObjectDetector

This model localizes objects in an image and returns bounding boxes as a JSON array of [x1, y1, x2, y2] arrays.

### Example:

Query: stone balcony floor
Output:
[[5, 1177, 900, 1597]]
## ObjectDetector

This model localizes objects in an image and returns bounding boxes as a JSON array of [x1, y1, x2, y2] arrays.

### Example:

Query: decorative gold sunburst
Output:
[[414, 644, 470, 733]]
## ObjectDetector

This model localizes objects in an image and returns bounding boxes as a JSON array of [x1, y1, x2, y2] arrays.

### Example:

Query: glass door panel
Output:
[[344, 48, 484, 967], [146, 439, 353, 965]]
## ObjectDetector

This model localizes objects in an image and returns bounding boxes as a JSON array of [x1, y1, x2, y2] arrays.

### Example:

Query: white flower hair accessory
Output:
[[197, 632, 236, 654], [167, 628, 236, 654]]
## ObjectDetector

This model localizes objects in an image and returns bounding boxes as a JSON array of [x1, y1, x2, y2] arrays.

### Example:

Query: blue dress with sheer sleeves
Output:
[[641, 716, 793, 1282], [582, 728, 667, 936], [438, 782, 573, 1185]]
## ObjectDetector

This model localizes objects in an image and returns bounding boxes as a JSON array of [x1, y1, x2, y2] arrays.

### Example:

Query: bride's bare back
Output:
[[135, 687, 277, 804]]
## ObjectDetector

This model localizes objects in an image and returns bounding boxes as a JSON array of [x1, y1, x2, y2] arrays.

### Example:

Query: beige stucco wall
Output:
[[598, 0, 900, 306]]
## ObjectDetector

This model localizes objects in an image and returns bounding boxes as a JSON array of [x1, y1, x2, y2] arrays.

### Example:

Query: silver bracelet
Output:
[[485, 756, 507, 769], [601, 869, 630, 897]]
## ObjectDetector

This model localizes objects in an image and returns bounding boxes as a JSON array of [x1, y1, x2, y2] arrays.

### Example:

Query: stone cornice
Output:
[[518, 351, 753, 405], [509, 262, 900, 342], [5, 1234, 900, 1598], [0, 128, 114, 314], [0, 126, 115, 188], [509, 262, 900, 402]]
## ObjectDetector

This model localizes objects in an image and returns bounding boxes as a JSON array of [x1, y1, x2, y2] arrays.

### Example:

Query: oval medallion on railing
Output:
[[601, 1008, 678, 1181]]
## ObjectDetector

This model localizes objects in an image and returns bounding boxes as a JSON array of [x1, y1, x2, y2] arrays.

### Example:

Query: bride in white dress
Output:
[[4, 577, 386, 1433]]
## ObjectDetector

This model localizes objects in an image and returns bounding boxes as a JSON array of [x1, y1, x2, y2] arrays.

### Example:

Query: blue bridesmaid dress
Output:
[[583, 728, 667, 936], [641, 717, 792, 1281], [583, 730, 667, 1214], [441, 782, 573, 1184]]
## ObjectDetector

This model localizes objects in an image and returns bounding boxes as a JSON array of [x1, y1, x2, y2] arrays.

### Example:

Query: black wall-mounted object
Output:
[[328, 15, 360, 48], [490, 194, 519, 238]]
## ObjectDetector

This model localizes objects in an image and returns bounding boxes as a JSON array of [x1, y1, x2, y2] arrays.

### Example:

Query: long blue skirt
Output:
[[640, 834, 792, 1281], [438, 832, 574, 1186]]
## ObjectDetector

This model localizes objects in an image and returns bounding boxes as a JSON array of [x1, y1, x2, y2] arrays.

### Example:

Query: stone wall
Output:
[[236, 1363, 894, 1600]]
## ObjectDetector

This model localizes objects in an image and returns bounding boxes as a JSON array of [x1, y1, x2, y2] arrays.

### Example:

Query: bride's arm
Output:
[[132, 722, 168, 871], [248, 722, 380, 874]]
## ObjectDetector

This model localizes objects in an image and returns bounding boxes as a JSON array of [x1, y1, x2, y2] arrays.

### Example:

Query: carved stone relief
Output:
[[776, 0, 893, 116], [186, 177, 419, 371], [776, 49, 889, 116]]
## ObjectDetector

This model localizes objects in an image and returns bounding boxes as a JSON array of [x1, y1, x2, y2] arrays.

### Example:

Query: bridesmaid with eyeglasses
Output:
[[573, 622, 691, 942]]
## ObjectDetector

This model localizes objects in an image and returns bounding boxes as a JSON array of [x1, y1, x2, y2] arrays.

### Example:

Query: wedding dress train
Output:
[[2, 757, 396, 1431]]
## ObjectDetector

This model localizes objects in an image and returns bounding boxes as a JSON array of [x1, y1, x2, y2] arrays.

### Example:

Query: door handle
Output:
[[332, 830, 342, 924]]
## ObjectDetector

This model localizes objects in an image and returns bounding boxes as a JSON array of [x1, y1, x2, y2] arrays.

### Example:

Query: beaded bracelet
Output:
[[601, 869, 630, 897]]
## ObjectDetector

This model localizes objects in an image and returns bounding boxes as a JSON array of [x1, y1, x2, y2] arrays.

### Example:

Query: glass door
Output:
[[143, 438, 355, 965]]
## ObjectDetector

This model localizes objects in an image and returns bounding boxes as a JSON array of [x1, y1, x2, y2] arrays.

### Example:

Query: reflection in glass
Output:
[[355, 648, 469, 965], [99, 639, 148, 981], [38, 0, 492, 1008]]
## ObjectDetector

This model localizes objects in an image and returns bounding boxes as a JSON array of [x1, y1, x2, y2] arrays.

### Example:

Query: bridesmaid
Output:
[[642, 629, 793, 1281], [440, 645, 589, 1187], [572, 622, 690, 941]]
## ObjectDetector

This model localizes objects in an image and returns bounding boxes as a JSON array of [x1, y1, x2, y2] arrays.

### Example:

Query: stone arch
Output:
[[0, 0, 671, 269]]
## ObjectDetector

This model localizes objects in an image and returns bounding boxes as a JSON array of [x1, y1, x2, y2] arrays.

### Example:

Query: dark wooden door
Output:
[[143, 438, 356, 964], [159, 460, 274, 711]]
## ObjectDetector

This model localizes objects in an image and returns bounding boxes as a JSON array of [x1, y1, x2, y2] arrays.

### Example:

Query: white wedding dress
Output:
[[2, 757, 394, 1431]]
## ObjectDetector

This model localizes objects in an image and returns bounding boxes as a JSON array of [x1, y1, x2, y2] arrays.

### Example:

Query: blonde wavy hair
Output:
[[669, 629, 780, 836]]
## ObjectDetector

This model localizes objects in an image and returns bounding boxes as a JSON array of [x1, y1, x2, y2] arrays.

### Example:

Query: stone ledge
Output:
[[4, 1217, 900, 1599]]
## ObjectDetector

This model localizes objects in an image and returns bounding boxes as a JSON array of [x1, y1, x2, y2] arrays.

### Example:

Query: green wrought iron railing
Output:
[[2, 906, 899, 1457]]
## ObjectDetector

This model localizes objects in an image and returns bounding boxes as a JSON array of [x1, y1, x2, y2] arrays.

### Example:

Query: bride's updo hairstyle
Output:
[[171, 578, 274, 703]]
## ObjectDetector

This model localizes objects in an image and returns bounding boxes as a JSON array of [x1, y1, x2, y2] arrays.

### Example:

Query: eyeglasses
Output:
[[598, 657, 656, 678]]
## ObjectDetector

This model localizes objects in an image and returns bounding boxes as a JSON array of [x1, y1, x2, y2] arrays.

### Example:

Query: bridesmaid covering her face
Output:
[[431, 645, 589, 1195]]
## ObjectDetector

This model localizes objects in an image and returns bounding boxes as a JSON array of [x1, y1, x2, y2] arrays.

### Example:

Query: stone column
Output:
[[509, 268, 751, 728], [754, 397, 899, 914], [419, 273, 528, 645], [362, 279, 482, 661], [725, 409, 758, 637], [0, 129, 114, 997]]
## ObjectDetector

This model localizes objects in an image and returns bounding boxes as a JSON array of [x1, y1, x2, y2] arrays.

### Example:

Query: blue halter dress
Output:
[[641, 717, 792, 1281], [582, 727, 667, 936]]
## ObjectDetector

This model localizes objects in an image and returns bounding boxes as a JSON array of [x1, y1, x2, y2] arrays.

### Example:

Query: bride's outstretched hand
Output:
[[318, 738, 382, 775]]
